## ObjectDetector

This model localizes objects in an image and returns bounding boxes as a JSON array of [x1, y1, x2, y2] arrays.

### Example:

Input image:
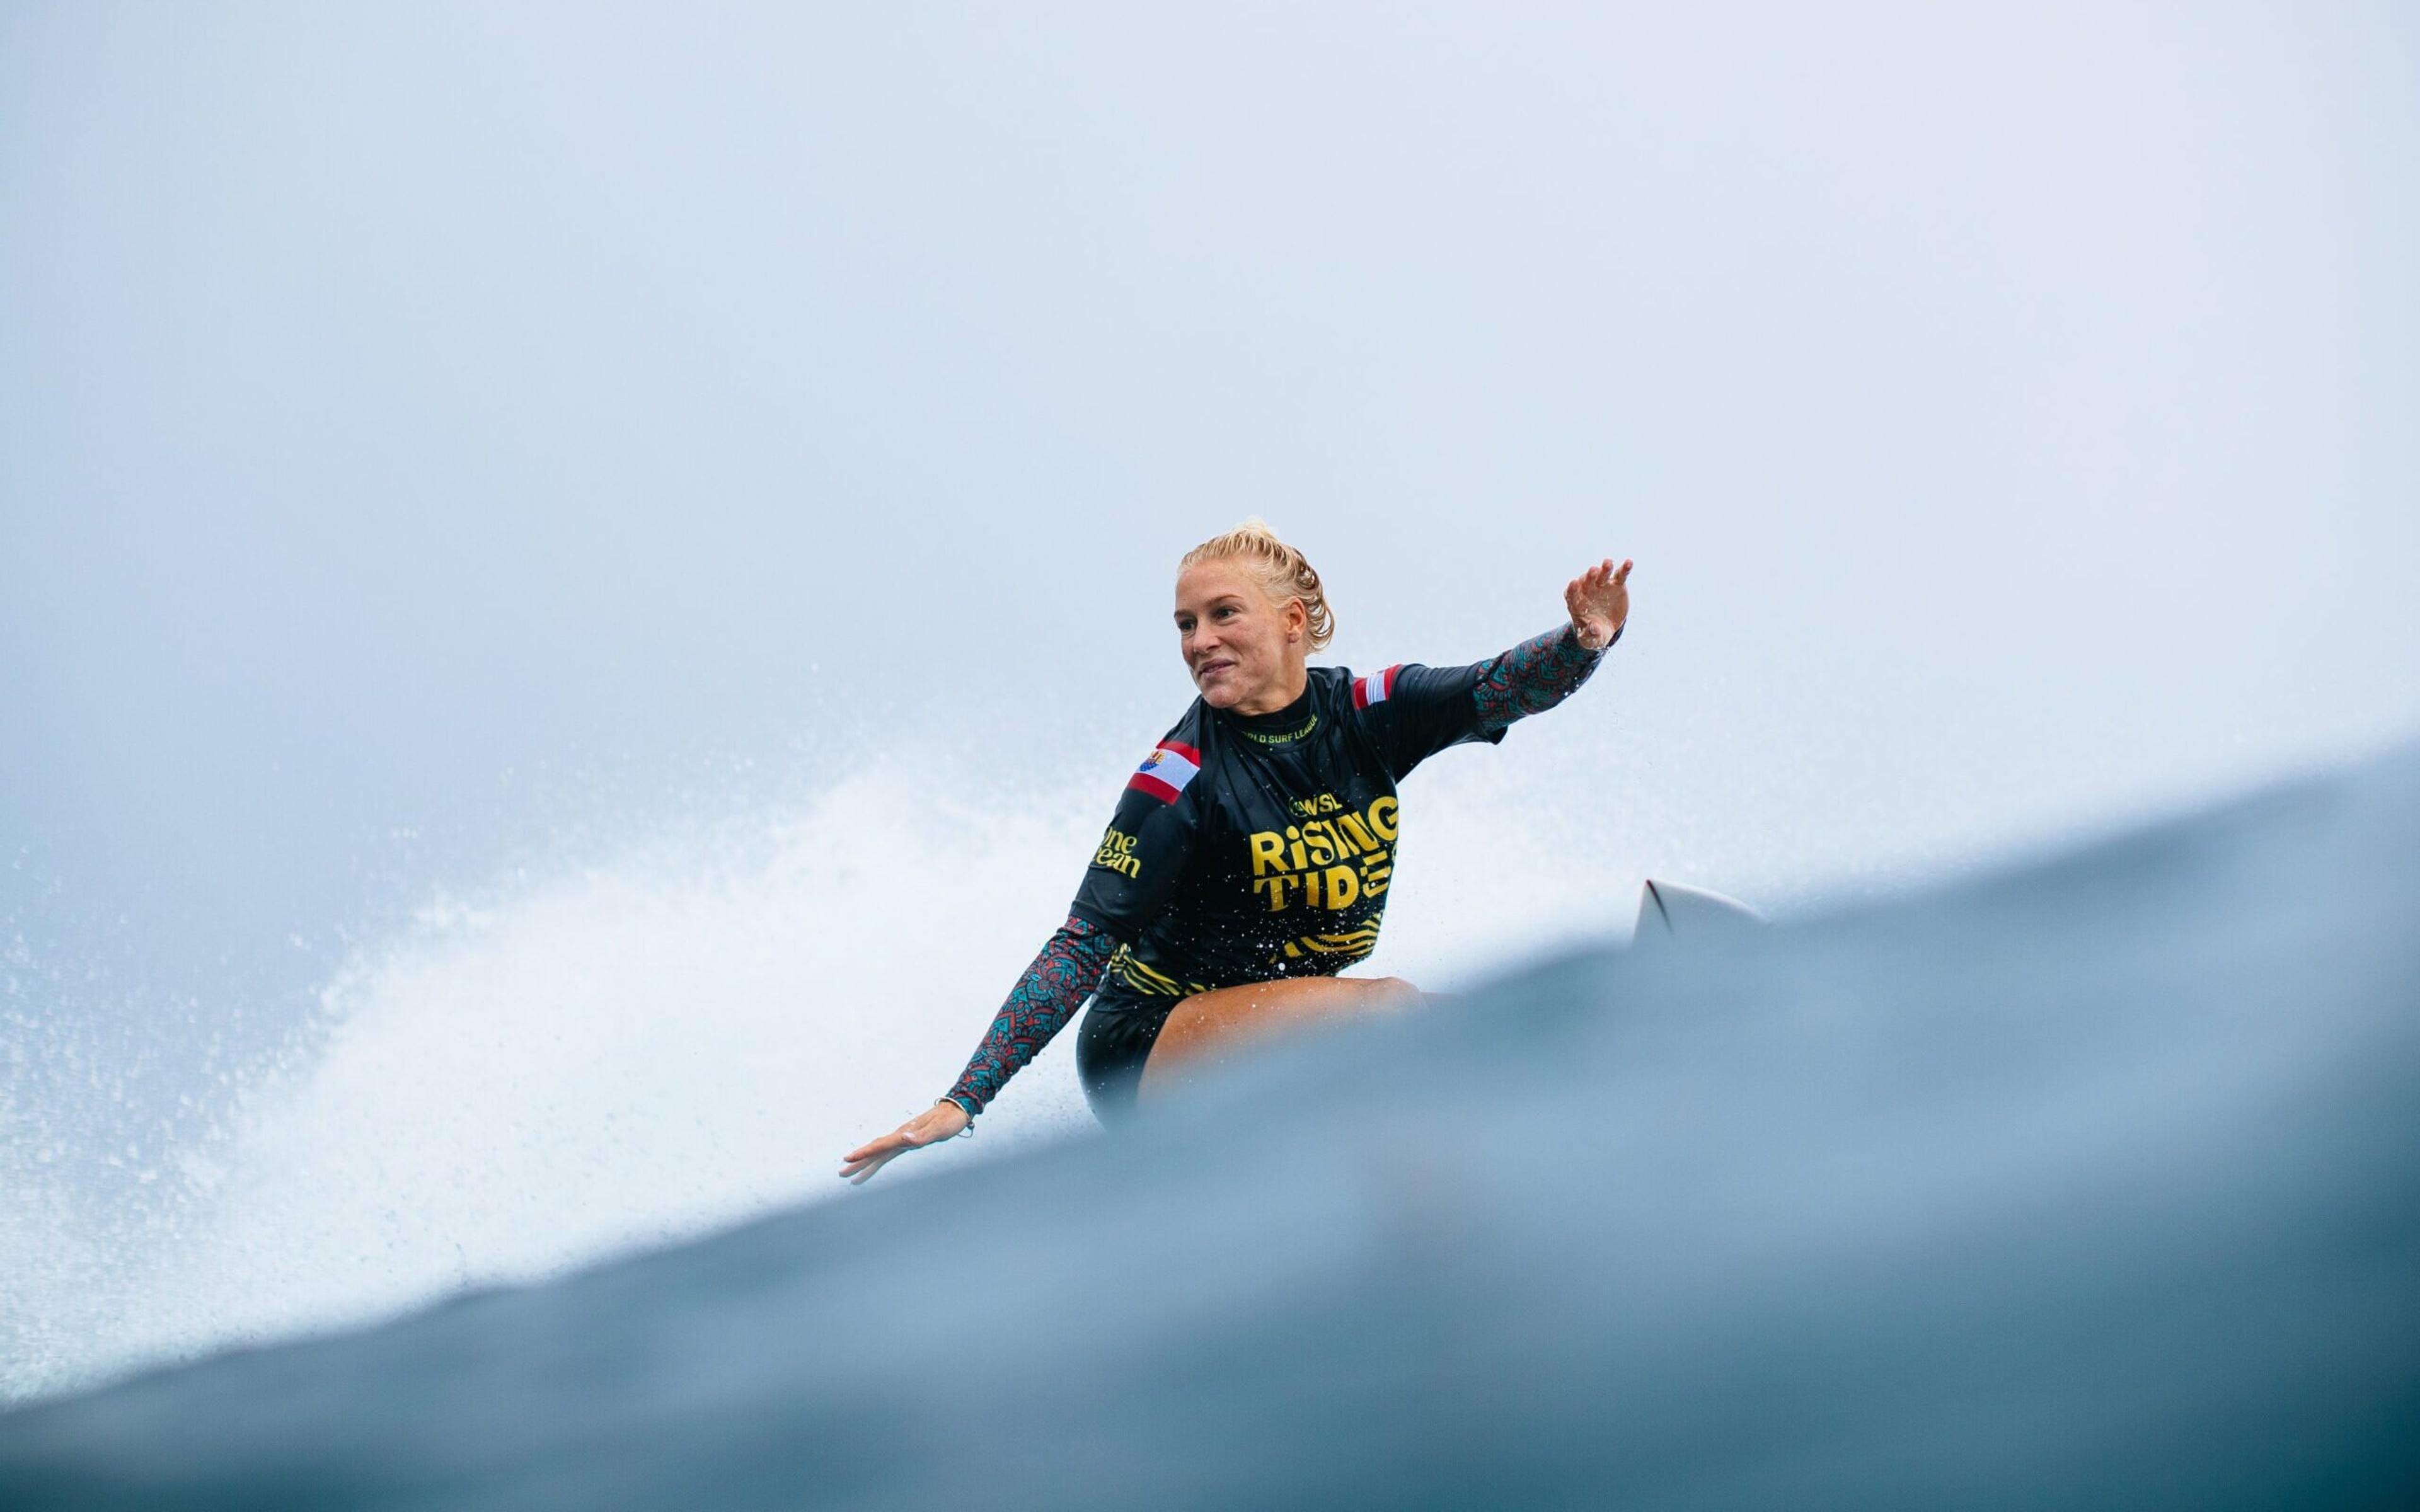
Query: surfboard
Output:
[[1633, 879, 1763, 946]]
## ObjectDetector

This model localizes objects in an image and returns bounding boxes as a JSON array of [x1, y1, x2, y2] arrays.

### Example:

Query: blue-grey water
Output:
[[2, 747, 2412, 1508]]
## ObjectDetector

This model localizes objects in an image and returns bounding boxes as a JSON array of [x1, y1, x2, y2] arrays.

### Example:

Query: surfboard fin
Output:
[[1634, 879, 1764, 946]]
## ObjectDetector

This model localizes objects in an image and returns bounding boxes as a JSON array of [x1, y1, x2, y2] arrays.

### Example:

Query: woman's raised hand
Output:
[[839, 1099, 971, 1185], [1565, 558, 1633, 651]]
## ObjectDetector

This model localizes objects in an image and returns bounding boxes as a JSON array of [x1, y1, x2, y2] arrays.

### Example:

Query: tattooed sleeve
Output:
[[944, 915, 1120, 1116], [1471, 622, 1615, 734]]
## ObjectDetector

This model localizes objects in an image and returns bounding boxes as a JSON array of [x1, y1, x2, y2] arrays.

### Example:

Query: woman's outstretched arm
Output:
[[1354, 558, 1633, 776], [1471, 558, 1632, 733], [838, 915, 1119, 1184], [943, 915, 1119, 1115]]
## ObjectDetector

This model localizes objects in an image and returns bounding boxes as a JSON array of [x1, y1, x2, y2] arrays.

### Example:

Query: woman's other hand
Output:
[[839, 1099, 971, 1185], [1565, 558, 1632, 651]]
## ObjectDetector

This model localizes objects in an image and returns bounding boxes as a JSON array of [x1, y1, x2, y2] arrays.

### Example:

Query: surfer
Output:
[[841, 521, 1630, 1183]]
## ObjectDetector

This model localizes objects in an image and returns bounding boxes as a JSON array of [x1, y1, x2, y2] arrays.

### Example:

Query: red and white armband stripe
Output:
[[1352, 665, 1403, 710]]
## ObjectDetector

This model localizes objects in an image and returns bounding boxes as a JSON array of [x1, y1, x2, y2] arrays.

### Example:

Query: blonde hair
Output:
[[1179, 518, 1335, 653]]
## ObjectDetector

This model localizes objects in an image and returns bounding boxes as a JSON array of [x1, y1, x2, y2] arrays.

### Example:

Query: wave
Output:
[[7, 745, 2414, 1504], [3, 752, 1640, 1402]]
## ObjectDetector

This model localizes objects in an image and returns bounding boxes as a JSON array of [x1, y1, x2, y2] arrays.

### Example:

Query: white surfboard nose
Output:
[[1634, 879, 1764, 944]]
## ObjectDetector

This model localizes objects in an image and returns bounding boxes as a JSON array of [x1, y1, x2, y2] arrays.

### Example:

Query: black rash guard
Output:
[[945, 622, 1618, 1120]]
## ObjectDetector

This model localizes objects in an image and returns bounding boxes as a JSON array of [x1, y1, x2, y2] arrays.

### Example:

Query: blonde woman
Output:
[[842, 522, 1631, 1182]]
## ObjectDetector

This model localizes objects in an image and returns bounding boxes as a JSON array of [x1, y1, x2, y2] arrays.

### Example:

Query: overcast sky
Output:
[[5, 2, 2416, 1020]]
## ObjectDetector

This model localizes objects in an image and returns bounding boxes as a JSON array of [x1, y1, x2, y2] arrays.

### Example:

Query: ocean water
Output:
[[1, 745, 2413, 1506]]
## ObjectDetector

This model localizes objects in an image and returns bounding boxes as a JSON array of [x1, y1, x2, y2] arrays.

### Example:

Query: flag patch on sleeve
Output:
[[1352, 665, 1403, 710], [1127, 741, 1202, 803]]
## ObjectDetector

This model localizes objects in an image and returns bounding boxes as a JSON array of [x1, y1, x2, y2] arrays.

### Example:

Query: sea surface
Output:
[[2, 748, 2414, 1507]]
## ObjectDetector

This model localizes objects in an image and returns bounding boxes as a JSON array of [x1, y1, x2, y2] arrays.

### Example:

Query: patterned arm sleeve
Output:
[[944, 915, 1120, 1116], [1471, 622, 1618, 734]]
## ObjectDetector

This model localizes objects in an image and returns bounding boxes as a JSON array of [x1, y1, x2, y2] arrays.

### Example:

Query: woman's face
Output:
[[1174, 560, 1308, 713]]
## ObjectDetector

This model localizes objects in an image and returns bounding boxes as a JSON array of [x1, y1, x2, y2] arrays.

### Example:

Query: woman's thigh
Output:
[[1138, 975, 1420, 1101]]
